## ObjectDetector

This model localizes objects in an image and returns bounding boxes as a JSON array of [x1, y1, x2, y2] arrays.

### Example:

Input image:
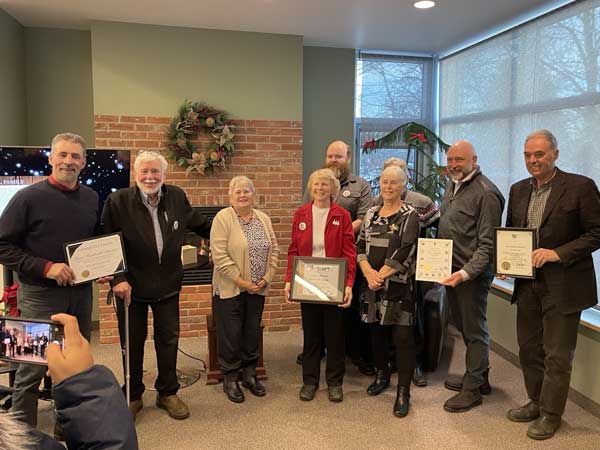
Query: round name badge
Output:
[[299, 222, 307, 231], [173, 220, 179, 230], [342, 190, 351, 198]]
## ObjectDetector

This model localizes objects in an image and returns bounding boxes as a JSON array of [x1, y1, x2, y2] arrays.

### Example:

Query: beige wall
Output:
[[488, 291, 600, 405], [303, 46, 355, 184], [0, 8, 26, 145], [25, 28, 94, 146], [91, 21, 303, 120]]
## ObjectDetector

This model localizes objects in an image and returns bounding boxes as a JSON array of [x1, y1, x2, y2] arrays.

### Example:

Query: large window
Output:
[[439, 0, 600, 304], [355, 53, 433, 185]]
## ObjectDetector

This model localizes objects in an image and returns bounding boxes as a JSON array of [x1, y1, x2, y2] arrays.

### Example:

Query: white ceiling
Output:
[[1, 0, 569, 54]]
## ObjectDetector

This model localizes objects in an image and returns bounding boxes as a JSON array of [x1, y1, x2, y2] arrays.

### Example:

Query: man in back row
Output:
[[0, 133, 98, 436]]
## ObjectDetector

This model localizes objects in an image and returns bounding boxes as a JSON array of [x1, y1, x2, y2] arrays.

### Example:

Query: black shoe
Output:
[[527, 415, 561, 440], [412, 366, 427, 387], [393, 386, 410, 417], [53, 421, 65, 441], [328, 385, 343, 403], [299, 384, 317, 401], [296, 353, 303, 365], [444, 367, 491, 395], [242, 376, 266, 397], [223, 376, 245, 403], [358, 362, 376, 376], [507, 401, 540, 422], [367, 369, 391, 396], [443, 389, 482, 413]]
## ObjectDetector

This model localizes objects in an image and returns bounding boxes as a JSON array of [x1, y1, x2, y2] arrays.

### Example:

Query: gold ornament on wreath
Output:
[[166, 99, 235, 175]]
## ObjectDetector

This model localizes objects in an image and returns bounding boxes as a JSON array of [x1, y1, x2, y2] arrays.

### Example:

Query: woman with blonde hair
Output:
[[285, 168, 356, 402]]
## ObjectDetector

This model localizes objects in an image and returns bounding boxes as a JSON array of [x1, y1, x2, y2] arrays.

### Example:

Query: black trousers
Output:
[[116, 294, 180, 401], [445, 273, 492, 390], [370, 323, 415, 386], [347, 270, 372, 364], [516, 278, 581, 420], [301, 302, 345, 387], [213, 293, 265, 375]]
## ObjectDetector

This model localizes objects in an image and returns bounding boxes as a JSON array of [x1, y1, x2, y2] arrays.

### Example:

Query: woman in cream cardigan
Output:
[[210, 176, 279, 403]]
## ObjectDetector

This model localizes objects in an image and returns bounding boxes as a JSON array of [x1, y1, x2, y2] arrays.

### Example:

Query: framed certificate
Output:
[[494, 228, 537, 279], [290, 257, 347, 305], [64, 233, 127, 285], [415, 238, 453, 283]]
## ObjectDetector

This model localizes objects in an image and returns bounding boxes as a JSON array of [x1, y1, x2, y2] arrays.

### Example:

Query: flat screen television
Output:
[[0, 146, 131, 216]]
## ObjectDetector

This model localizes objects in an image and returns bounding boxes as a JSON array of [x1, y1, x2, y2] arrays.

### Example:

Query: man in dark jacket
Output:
[[438, 140, 504, 413], [505, 129, 600, 440], [101, 150, 210, 421], [0, 313, 138, 450]]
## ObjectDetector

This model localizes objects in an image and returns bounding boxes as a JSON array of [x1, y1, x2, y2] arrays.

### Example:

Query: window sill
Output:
[[491, 279, 600, 334]]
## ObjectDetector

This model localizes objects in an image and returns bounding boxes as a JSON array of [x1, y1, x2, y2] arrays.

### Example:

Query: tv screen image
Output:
[[0, 147, 131, 215]]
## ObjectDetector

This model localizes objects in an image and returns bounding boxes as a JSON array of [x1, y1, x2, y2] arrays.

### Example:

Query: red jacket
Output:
[[286, 202, 356, 286]]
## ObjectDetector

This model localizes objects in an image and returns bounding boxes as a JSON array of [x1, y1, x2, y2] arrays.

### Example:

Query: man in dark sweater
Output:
[[0, 132, 98, 434]]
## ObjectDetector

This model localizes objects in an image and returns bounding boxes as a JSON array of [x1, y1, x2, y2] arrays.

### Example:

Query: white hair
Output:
[[134, 150, 168, 174], [381, 165, 408, 187], [0, 413, 39, 449], [228, 176, 256, 195]]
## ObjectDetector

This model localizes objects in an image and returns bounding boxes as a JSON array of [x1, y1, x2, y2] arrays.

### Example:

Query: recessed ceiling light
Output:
[[414, 1, 435, 9]]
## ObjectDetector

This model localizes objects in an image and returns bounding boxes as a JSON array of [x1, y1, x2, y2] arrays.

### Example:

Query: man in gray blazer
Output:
[[505, 129, 600, 440]]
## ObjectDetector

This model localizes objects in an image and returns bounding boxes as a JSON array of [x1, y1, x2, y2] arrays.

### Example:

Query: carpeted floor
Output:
[[4, 328, 600, 450]]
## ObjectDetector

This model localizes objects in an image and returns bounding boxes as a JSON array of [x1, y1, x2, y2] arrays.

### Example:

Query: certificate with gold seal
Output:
[[494, 228, 537, 279], [64, 233, 127, 284], [290, 257, 347, 304], [415, 238, 453, 283]]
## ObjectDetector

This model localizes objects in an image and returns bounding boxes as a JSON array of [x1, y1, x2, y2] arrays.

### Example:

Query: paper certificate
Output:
[[494, 228, 536, 279], [290, 257, 347, 304], [415, 238, 453, 283], [65, 233, 127, 284]]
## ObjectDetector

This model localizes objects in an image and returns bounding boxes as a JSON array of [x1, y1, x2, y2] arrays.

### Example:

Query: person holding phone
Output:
[[0, 314, 138, 449]]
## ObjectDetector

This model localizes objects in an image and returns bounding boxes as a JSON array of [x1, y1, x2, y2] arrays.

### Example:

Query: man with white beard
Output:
[[101, 150, 211, 421]]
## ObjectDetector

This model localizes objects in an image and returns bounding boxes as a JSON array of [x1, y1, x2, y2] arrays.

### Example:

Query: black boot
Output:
[[393, 385, 410, 417], [223, 373, 245, 403], [367, 366, 391, 396]]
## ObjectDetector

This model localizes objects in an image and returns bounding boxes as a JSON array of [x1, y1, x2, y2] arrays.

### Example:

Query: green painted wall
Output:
[[302, 46, 355, 185], [25, 28, 94, 146], [0, 9, 26, 145], [488, 292, 600, 405], [91, 22, 302, 120]]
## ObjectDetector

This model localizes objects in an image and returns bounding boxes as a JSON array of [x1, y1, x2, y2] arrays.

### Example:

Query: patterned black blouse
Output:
[[357, 204, 420, 326]]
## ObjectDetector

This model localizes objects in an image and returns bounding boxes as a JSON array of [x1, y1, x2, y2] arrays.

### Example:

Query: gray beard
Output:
[[326, 163, 350, 181]]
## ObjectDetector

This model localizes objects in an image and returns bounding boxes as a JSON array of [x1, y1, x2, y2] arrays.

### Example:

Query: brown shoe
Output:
[[507, 401, 539, 422], [128, 399, 143, 420], [156, 394, 190, 420], [443, 389, 482, 413], [527, 415, 561, 440]]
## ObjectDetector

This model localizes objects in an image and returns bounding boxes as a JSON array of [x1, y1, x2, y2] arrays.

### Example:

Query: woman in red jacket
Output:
[[285, 168, 356, 403]]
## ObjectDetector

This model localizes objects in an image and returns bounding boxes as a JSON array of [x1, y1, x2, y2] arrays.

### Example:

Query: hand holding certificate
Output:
[[290, 257, 347, 304], [64, 233, 127, 284], [494, 228, 536, 279], [415, 238, 453, 283]]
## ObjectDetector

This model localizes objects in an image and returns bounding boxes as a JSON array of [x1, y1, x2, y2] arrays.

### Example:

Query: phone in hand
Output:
[[0, 317, 65, 366]]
